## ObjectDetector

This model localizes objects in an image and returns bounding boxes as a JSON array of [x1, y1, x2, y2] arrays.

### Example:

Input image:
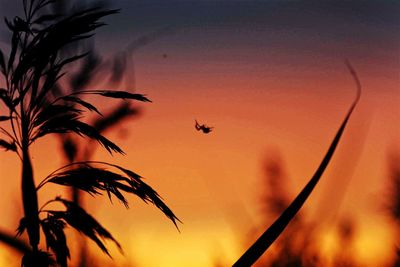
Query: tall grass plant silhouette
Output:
[[0, 0, 180, 266]]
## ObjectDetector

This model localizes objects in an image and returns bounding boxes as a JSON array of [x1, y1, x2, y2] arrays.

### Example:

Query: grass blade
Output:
[[0, 229, 30, 254], [232, 62, 361, 267], [0, 139, 17, 151]]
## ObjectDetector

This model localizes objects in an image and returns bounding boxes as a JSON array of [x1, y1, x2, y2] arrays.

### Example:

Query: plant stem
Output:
[[21, 107, 40, 251]]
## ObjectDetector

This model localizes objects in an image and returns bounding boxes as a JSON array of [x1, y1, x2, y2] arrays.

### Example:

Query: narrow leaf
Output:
[[55, 52, 89, 71], [35, 116, 124, 154], [48, 167, 130, 207], [0, 139, 17, 151], [0, 116, 10, 121], [62, 96, 102, 115], [105, 163, 181, 228], [33, 104, 82, 128], [0, 228, 30, 254], [67, 120, 124, 154], [16, 217, 27, 236], [78, 90, 151, 102], [95, 90, 151, 102], [232, 63, 362, 266]]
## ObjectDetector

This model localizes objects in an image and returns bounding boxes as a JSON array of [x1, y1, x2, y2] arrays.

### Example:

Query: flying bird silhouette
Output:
[[195, 120, 214, 134]]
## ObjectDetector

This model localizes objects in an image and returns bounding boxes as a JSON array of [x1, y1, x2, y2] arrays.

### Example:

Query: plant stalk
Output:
[[21, 113, 40, 251]]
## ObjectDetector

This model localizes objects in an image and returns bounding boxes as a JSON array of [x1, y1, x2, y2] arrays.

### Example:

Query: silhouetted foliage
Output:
[[0, 0, 180, 266], [214, 151, 361, 267], [232, 62, 362, 266], [51, 9, 168, 263]]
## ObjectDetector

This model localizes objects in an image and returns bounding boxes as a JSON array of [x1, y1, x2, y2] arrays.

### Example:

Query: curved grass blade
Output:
[[0, 116, 11, 121], [0, 139, 17, 151], [113, 164, 182, 230], [0, 228, 30, 254], [33, 104, 82, 128], [62, 96, 102, 115], [232, 62, 361, 267], [73, 90, 152, 102], [94, 90, 151, 102]]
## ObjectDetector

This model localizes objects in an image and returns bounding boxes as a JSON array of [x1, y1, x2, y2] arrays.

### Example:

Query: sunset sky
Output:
[[0, 1, 399, 266]]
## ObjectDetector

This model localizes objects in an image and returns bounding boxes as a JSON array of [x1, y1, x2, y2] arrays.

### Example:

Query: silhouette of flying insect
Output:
[[195, 120, 214, 134]]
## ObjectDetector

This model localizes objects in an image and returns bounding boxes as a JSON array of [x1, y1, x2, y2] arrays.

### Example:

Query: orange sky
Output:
[[0, 1, 399, 266], [1, 59, 398, 266]]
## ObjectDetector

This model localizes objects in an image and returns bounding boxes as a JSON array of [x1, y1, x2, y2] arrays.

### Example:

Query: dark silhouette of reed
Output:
[[209, 148, 362, 267], [0, 228, 30, 254], [48, 1, 141, 265], [0, 0, 180, 266], [233, 62, 362, 266], [257, 154, 359, 267]]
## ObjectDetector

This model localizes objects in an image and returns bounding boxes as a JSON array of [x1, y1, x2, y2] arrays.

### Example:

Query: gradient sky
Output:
[[0, 1, 399, 266]]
